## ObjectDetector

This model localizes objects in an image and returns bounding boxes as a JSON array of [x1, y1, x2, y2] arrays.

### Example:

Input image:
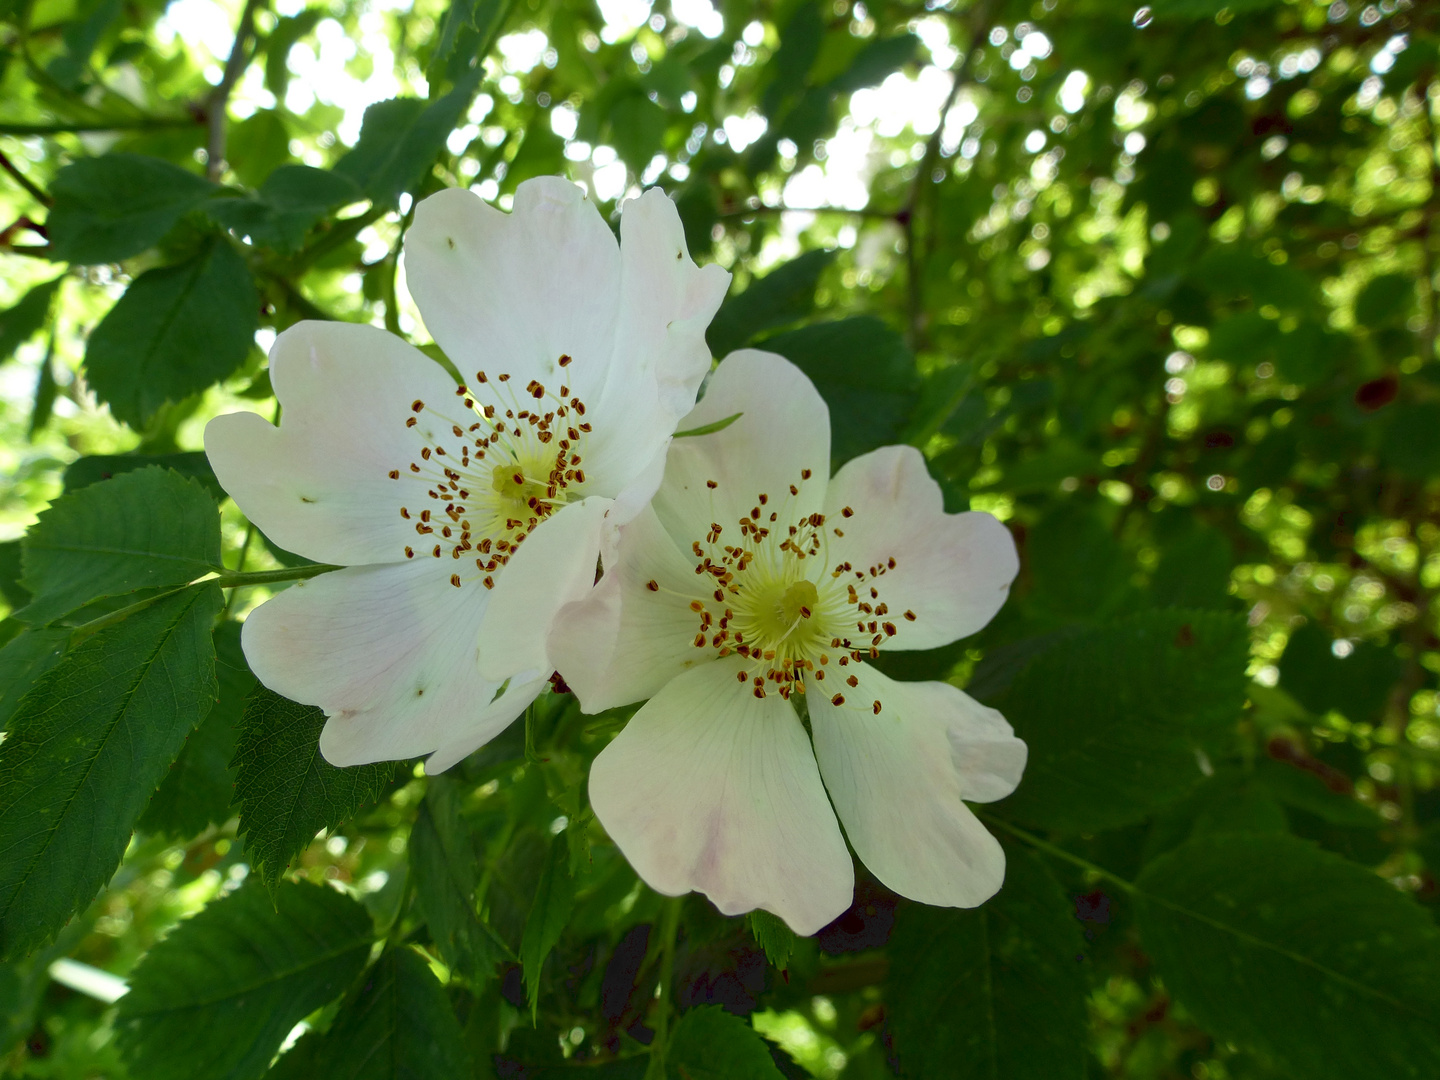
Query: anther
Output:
[[873, 701, 882, 714], [559, 353, 572, 367], [450, 574, 461, 587], [904, 610, 917, 621], [832, 694, 845, 706], [388, 470, 399, 479]]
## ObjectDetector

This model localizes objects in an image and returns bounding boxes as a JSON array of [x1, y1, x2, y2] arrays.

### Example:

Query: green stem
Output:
[[975, 811, 1137, 894], [646, 896, 684, 1080]]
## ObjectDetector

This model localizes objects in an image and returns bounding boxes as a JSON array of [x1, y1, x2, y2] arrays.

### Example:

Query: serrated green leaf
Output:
[[84, 238, 260, 428], [747, 910, 795, 970], [116, 880, 374, 1080], [0, 276, 63, 366], [333, 80, 476, 206], [46, 154, 219, 264], [761, 317, 919, 464], [141, 620, 254, 838], [18, 466, 221, 627], [0, 582, 222, 960], [266, 946, 471, 1079], [233, 686, 397, 889], [886, 845, 1089, 1079], [264, 9, 325, 97], [62, 451, 224, 501], [996, 610, 1249, 832], [1136, 834, 1440, 1080], [410, 772, 509, 982], [668, 1006, 784, 1080], [206, 165, 363, 253], [519, 832, 575, 1015], [706, 249, 833, 358]]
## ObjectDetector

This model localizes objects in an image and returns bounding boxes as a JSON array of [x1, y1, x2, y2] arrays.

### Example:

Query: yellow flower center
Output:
[[387, 356, 592, 590], [653, 467, 919, 714]]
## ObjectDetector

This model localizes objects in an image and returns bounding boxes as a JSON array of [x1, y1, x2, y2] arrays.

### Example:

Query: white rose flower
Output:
[[550, 350, 1026, 934], [205, 178, 730, 773]]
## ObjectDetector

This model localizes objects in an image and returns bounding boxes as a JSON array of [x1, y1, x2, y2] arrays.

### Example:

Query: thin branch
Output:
[[0, 149, 50, 206], [0, 118, 197, 135], [205, 0, 264, 181]]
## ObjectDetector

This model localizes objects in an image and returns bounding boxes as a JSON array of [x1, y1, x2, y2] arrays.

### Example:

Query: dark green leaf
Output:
[[19, 466, 221, 626], [1354, 273, 1413, 328], [63, 451, 223, 500], [996, 610, 1249, 832], [0, 542, 28, 612], [707, 249, 834, 358], [141, 620, 254, 838], [84, 238, 260, 428], [761, 317, 919, 464], [1026, 502, 1132, 620], [1151, 0, 1282, 16], [26, 330, 58, 439], [826, 34, 919, 93], [116, 880, 375, 1080], [519, 832, 575, 1015], [608, 92, 669, 174], [207, 165, 363, 253], [1278, 622, 1402, 726], [0, 276, 62, 365], [410, 771, 509, 982], [668, 1006, 784, 1080], [46, 154, 218, 264], [1380, 402, 1440, 480], [887, 845, 1089, 1079], [0, 582, 222, 960], [334, 81, 476, 205], [267, 946, 471, 1079], [1136, 834, 1440, 1080], [233, 686, 397, 889], [747, 910, 795, 970], [0, 627, 68, 731]]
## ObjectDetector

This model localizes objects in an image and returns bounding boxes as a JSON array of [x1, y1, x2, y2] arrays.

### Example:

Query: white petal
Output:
[[549, 506, 707, 713], [241, 559, 541, 768], [823, 445, 1018, 650], [589, 658, 853, 935], [578, 189, 731, 491], [476, 497, 610, 681], [205, 321, 461, 566], [403, 179, 621, 402], [809, 663, 1024, 908], [650, 350, 831, 545]]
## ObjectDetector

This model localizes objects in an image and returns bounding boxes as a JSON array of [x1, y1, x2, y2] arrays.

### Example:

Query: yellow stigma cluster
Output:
[[648, 467, 917, 713], [388, 355, 591, 589]]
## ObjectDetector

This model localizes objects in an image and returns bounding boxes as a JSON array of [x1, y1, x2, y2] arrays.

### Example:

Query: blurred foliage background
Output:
[[1, 0, 1439, 1075]]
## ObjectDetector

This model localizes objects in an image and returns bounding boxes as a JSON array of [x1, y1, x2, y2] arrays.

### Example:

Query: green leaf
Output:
[[0, 582, 222, 960], [207, 165, 363, 253], [886, 845, 1089, 1079], [1136, 834, 1440, 1080], [266, 946, 471, 1079], [668, 1006, 784, 1080], [674, 412, 742, 438], [26, 329, 58, 439], [84, 238, 260, 428], [334, 81, 476, 206], [607, 91, 669, 175], [825, 33, 919, 93], [140, 620, 255, 838], [115, 879, 375, 1080], [1026, 503, 1132, 620], [1354, 272, 1413, 328], [233, 686, 397, 889], [995, 610, 1249, 832], [225, 109, 293, 190], [706, 249, 834, 358], [63, 451, 223, 501], [1278, 622, 1402, 726], [264, 9, 325, 97], [519, 832, 575, 1015], [410, 771, 510, 982], [18, 466, 221, 627], [0, 276, 63, 366], [46, 154, 218, 264], [747, 910, 795, 970], [431, 0, 509, 80], [0, 627, 68, 731], [760, 317, 919, 464]]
